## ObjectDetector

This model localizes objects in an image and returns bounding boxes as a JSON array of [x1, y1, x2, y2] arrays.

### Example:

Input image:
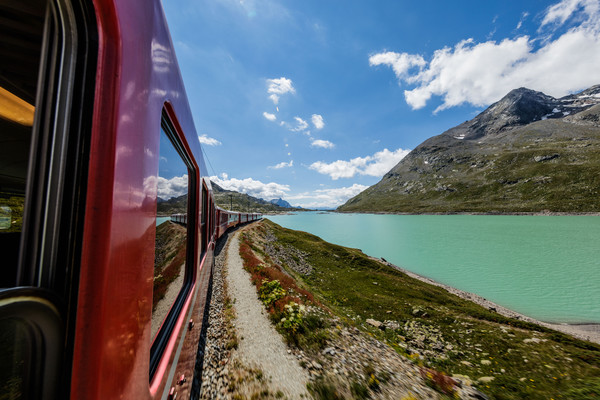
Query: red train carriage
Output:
[[0, 0, 259, 399]]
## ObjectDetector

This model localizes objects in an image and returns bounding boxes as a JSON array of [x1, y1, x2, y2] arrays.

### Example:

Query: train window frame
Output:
[[17, 0, 98, 294], [149, 109, 197, 379], [201, 184, 208, 255], [0, 0, 98, 397], [0, 287, 63, 399]]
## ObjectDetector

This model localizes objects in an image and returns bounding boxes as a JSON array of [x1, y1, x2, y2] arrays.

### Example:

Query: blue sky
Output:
[[161, 0, 600, 208]]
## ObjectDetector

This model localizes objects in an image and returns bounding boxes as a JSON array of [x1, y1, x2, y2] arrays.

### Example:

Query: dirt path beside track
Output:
[[226, 230, 310, 398]]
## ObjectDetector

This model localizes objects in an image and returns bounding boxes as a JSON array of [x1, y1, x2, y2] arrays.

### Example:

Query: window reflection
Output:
[[151, 127, 188, 340]]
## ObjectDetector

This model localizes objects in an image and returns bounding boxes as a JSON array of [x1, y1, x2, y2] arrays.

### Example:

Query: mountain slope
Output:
[[338, 86, 600, 213]]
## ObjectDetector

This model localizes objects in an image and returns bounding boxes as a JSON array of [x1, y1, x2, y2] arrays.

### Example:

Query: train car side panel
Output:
[[73, 0, 210, 399]]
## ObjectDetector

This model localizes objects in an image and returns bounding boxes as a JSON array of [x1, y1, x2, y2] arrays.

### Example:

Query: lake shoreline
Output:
[[337, 210, 600, 216], [371, 255, 600, 345]]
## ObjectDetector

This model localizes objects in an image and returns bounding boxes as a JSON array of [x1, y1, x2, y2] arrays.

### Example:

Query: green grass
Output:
[[256, 219, 600, 399]]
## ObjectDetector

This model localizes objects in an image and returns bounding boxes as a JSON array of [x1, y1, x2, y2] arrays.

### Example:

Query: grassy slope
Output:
[[153, 221, 187, 309], [259, 219, 600, 399]]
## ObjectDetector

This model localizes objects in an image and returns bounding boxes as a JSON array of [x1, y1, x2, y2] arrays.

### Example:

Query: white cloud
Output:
[[198, 134, 222, 146], [210, 176, 290, 199], [310, 139, 335, 149], [309, 148, 410, 180], [290, 116, 309, 132], [263, 111, 277, 121], [311, 114, 325, 129], [286, 184, 369, 209], [157, 174, 188, 200], [267, 77, 295, 104], [516, 12, 529, 30], [370, 0, 600, 111], [369, 51, 426, 81], [541, 0, 599, 28], [268, 160, 293, 169]]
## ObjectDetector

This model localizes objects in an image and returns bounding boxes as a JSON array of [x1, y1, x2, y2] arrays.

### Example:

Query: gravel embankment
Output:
[[227, 230, 310, 399], [194, 229, 235, 400]]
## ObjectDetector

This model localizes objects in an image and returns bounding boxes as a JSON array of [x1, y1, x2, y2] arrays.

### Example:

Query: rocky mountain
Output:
[[338, 85, 600, 213], [268, 198, 293, 208], [157, 193, 188, 215]]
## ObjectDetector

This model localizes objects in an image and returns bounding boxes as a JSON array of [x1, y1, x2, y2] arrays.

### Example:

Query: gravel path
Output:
[[227, 231, 310, 399], [195, 230, 232, 400]]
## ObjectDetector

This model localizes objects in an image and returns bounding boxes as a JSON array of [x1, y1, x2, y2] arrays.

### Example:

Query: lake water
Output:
[[267, 212, 600, 324], [156, 216, 170, 226]]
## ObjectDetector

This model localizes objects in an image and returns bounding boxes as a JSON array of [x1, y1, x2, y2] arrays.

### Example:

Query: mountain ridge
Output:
[[338, 85, 600, 213], [268, 198, 293, 208]]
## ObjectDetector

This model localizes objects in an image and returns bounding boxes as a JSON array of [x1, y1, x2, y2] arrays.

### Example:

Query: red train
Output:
[[0, 0, 260, 398]]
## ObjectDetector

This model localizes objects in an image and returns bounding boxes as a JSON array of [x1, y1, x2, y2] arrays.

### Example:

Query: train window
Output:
[[0, 0, 46, 288], [201, 184, 207, 254], [150, 112, 197, 379], [151, 118, 193, 342], [1, 0, 97, 296]]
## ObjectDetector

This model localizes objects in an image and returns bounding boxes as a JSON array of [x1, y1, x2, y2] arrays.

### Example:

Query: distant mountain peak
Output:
[[442, 86, 600, 141], [269, 198, 292, 208]]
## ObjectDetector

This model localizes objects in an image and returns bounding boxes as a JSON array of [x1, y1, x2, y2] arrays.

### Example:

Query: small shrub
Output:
[[279, 302, 305, 334], [419, 367, 457, 395], [258, 279, 286, 307], [367, 374, 380, 392], [226, 337, 239, 350]]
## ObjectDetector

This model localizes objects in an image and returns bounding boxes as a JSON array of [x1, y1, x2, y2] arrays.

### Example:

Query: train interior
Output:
[[0, 0, 45, 287]]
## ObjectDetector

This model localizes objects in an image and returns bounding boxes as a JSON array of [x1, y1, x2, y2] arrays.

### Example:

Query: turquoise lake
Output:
[[267, 213, 600, 324], [156, 216, 170, 226]]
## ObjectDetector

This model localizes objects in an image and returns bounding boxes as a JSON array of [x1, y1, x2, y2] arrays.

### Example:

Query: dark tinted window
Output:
[[0, 0, 46, 288]]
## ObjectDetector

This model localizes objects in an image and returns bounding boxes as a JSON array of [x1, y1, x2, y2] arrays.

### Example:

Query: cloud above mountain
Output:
[[309, 148, 410, 180], [370, 0, 600, 112], [287, 183, 369, 208], [210, 176, 290, 199]]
